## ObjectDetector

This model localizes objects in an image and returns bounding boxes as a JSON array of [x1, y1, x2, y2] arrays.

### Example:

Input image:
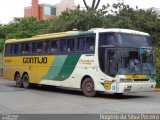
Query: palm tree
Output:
[[83, 0, 101, 10]]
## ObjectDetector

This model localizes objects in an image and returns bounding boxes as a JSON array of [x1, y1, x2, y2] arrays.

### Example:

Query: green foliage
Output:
[[49, 8, 103, 32], [0, 17, 51, 40], [154, 47, 160, 88], [0, 39, 5, 52]]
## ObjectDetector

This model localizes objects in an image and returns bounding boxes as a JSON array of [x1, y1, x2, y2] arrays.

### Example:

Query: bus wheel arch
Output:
[[81, 75, 97, 97], [22, 72, 30, 88], [14, 71, 22, 88]]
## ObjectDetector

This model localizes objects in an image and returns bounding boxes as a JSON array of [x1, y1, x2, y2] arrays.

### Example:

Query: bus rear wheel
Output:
[[15, 73, 22, 88], [22, 74, 30, 88], [82, 78, 96, 97]]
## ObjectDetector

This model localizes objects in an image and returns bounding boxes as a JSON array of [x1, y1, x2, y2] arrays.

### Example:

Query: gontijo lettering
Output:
[[23, 57, 47, 64]]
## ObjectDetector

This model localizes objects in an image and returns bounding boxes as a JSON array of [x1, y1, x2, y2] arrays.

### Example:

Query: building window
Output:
[[44, 6, 56, 16]]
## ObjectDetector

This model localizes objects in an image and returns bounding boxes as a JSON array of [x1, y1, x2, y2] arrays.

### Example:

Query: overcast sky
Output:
[[0, 0, 160, 24]]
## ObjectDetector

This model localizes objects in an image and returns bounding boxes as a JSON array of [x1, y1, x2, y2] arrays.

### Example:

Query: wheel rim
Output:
[[16, 75, 21, 87], [86, 82, 94, 93], [23, 75, 29, 88]]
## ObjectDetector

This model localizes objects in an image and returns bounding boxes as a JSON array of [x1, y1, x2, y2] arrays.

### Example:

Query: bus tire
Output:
[[22, 73, 30, 89], [114, 93, 123, 96], [15, 73, 22, 88], [82, 77, 96, 97]]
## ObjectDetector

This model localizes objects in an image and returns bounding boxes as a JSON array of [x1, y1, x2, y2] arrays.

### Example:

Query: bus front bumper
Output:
[[116, 82, 156, 93]]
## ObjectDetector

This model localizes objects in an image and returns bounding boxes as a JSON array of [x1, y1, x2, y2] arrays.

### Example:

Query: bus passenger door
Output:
[[104, 48, 118, 77]]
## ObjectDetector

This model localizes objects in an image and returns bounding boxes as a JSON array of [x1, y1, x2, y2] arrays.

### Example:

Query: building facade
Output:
[[24, 0, 75, 20]]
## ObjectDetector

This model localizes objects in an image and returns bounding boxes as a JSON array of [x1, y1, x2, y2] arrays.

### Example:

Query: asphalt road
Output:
[[0, 79, 160, 114]]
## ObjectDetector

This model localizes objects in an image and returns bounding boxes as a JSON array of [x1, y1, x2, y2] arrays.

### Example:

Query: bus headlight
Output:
[[120, 78, 133, 82]]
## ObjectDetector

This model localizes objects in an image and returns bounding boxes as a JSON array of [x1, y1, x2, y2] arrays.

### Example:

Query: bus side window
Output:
[[11, 44, 15, 55], [60, 39, 67, 53], [5, 44, 11, 55], [23, 43, 30, 54], [99, 33, 115, 46], [50, 40, 58, 53], [31, 42, 36, 53], [20, 43, 24, 54], [77, 37, 85, 52], [14, 44, 20, 55], [5, 44, 8, 55], [44, 41, 49, 53], [36, 42, 43, 53], [85, 36, 95, 52], [67, 38, 75, 52]]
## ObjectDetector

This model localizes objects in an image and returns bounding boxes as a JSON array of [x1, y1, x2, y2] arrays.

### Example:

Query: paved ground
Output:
[[0, 79, 160, 114]]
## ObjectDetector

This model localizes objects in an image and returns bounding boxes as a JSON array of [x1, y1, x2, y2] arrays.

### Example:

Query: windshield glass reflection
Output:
[[118, 48, 156, 74]]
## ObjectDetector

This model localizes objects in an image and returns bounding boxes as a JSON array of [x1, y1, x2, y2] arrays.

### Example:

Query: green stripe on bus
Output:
[[44, 55, 67, 80], [54, 54, 81, 81], [44, 54, 81, 81]]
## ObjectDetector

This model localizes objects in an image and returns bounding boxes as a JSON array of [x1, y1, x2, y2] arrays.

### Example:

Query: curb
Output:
[[155, 88, 160, 92]]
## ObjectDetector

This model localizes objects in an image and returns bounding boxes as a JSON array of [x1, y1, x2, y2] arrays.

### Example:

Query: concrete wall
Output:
[[56, 0, 75, 16]]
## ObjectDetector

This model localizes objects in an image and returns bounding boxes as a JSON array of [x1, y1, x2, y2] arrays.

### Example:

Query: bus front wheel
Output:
[[82, 78, 96, 97], [22, 74, 30, 88], [15, 73, 22, 88]]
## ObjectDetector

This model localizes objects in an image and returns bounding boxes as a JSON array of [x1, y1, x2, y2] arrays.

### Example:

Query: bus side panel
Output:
[[3, 56, 55, 83]]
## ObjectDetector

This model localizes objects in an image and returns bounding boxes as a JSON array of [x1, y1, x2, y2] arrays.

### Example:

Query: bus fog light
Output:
[[151, 85, 155, 88], [124, 85, 132, 89]]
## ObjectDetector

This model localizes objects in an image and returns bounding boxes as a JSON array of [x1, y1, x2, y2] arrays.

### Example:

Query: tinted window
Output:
[[99, 33, 115, 46], [14, 44, 20, 54], [5, 44, 11, 55], [85, 36, 95, 52], [77, 36, 95, 53], [36, 42, 43, 53], [77, 37, 85, 52], [44, 41, 49, 53], [24, 43, 30, 54], [50, 40, 58, 53], [116, 33, 152, 47], [11, 44, 15, 55], [20, 43, 24, 54], [32, 42, 36, 53], [67, 38, 75, 52], [60, 39, 67, 52]]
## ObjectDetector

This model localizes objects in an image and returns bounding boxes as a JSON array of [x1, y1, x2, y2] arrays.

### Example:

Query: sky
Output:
[[0, 0, 160, 24]]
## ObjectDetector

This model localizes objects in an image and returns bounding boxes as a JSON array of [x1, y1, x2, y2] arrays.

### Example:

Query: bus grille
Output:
[[134, 79, 149, 81]]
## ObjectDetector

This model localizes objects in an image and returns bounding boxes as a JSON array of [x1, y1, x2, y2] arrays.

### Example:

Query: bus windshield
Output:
[[119, 48, 156, 74], [116, 33, 152, 47], [99, 32, 156, 76]]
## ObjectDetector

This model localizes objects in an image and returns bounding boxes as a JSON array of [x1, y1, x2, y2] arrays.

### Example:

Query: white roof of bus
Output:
[[5, 28, 150, 44], [89, 28, 150, 36]]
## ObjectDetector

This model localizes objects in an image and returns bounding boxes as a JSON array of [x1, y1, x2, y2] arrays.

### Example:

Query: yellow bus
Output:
[[3, 28, 156, 97]]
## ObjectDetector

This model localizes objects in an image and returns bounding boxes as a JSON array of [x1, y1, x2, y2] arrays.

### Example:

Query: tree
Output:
[[83, 0, 101, 10], [49, 7, 104, 32]]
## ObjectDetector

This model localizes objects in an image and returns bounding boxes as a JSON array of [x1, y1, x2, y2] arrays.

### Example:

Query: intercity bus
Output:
[[3, 28, 156, 97]]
